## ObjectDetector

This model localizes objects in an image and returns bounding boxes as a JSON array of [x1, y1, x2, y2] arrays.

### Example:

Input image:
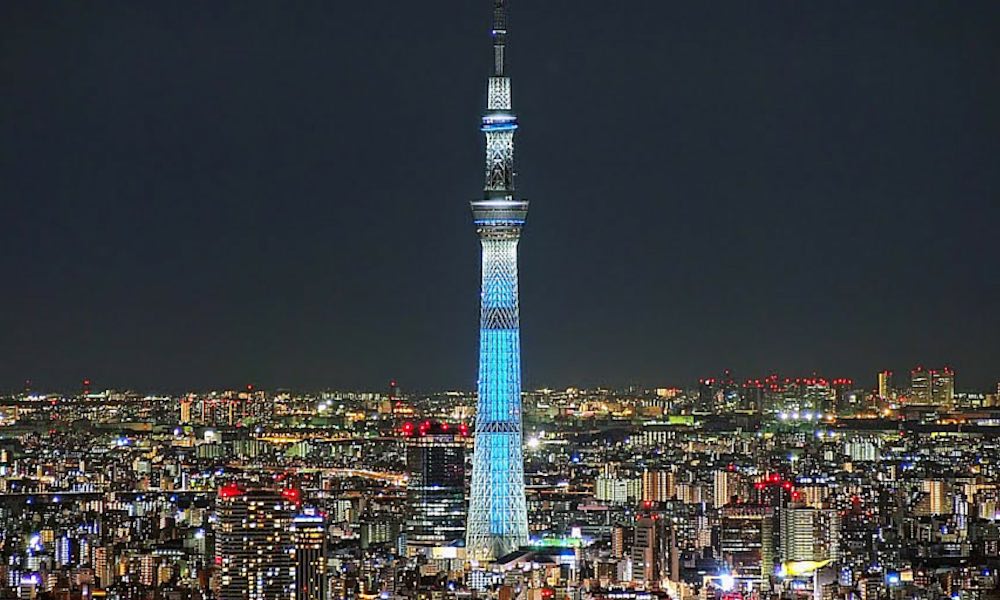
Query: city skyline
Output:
[[2, 2, 998, 392], [1, 2, 999, 598]]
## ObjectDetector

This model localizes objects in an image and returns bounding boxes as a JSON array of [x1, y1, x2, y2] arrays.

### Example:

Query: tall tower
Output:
[[465, 0, 530, 563]]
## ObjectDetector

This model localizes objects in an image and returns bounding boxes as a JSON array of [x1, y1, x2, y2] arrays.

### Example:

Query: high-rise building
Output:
[[596, 474, 641, 505], [179, 395, 193, 424], [714, 469, 741, 508], [909, 367, 955, 408], [877, 371, 892, 400], [466, 0, 531, 563], [779, 504, 817, 562], [642, 470, 676, 503], [403, 421, 468, 554], [720, 505, 774, 589], [922, 480, 949, 516], [697, 378, 717, 413], [631, 514, 667, 589], [216, 486, 296, 600], [291, 510, 326, 600], [932, 367, 955, 408], [910, 367, 931, 403]]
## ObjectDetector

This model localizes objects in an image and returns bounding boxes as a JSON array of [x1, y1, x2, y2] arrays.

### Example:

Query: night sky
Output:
[[2, 2, 998, 393]]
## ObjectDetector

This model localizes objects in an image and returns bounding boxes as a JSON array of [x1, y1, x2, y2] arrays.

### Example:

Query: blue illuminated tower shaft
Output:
[[465, 0, 530, 562]]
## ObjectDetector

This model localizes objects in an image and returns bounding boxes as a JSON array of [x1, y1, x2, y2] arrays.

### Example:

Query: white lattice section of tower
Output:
[[488, 77, 512, 111]]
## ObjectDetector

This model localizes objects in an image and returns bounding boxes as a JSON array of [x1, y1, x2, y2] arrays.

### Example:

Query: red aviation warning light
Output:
[[401, 421, 467, 437], [218, 483, 243, 499]]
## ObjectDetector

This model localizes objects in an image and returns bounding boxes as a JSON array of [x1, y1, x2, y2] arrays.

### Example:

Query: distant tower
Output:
[[910, 366, 931, 404], [179, 395, 193, 424], [465, 0, 531, 562], [877, 370, 892, 400]]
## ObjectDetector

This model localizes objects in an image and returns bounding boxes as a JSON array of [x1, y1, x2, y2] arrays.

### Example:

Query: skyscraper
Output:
[[909, 366, 955, 408], [910, 366, 932, 404], [403, 421, 467, 554], [932, 367, 955, 408], [216, 486, 296, 600], [631, 514, 667, 588], [720, 505, 774, 590], [465, 0, 531, 563], [291, 510, 326, 600], [877, 370, 892, 400], [779, 504, 817, 562]]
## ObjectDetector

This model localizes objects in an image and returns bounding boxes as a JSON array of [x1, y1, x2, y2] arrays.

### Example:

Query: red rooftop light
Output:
[[218, 483, 243, 499], [402, 421, 467, 437]]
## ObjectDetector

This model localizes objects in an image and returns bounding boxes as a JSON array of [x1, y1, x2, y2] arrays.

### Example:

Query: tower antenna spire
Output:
[[492, 0, 508, 76]]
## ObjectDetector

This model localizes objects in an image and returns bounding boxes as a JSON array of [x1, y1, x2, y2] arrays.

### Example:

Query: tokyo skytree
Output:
[[465, 0, 530, 563]]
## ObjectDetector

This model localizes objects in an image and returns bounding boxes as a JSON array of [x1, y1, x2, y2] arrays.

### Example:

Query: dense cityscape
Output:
[[1, 370, 999, 600], [3, 0, 996, 599]]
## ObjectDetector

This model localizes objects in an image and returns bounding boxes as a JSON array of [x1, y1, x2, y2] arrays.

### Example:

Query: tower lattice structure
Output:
[[465, 0, 530, 563]]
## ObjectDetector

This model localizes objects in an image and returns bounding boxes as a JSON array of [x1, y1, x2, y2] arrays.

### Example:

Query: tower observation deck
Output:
[[465, 0, 531, 563]]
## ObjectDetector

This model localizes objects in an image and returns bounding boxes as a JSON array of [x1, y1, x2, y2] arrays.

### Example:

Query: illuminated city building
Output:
[[596, 465, 642, 506], [216, 486, 296, 600], [466, 0, 531, 562], [911, 366, 931, 403], [932, 367, 955, 408], [720, 504, 774, 589], [179, 395, 192, 424], [878, 370, 892, 400], [919, 479, 949, 516], [714, 468, 741, 509], [910, 366, 955, 408], [753, 473, 795, 509], [630, 514, 667, 588], [402, 421, 468, 555], [291, 510, 326, 600], [778, 503, 841, 563], [696, 378, 717, 413], [642, 469, 676, 503]]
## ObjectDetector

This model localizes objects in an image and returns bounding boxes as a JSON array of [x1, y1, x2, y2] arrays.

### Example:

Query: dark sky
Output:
[[2, 2, 998, 393]]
